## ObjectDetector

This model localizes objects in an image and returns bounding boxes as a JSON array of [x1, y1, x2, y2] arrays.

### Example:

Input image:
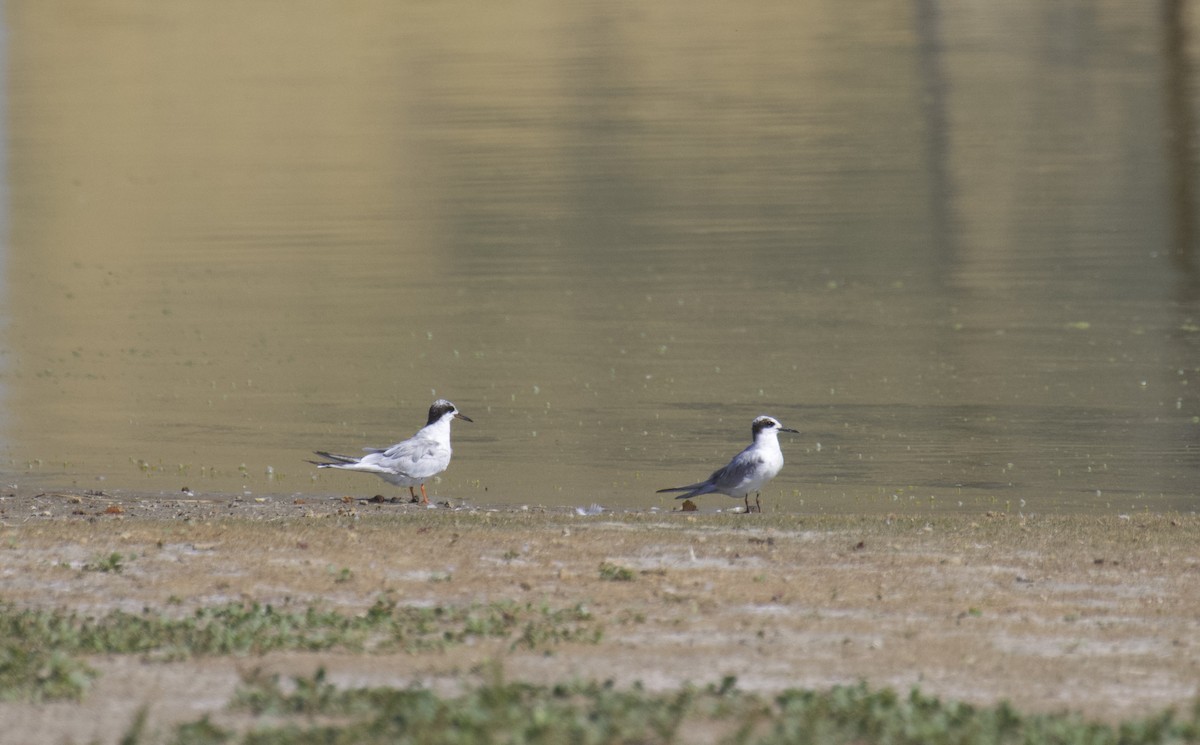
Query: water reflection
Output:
[[1164, 0, 1200, 301], [2, 1, 1197, 513]]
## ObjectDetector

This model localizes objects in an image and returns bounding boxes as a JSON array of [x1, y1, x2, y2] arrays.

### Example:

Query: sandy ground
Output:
[[0, 489, 1198, 744]]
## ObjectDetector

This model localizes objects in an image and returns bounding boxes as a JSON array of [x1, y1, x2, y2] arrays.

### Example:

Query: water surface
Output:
[[2, 1, 1198, 513]]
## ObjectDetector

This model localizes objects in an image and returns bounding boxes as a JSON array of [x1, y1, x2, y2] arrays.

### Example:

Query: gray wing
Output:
[[658, 449, 764, 499], [372, 435, 449, 479], [709, 452, 765, 493]]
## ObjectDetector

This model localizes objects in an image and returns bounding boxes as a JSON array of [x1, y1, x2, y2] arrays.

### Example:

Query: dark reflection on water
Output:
[[1, 1, 1197, 513], [1164, 0, 1200, 302]]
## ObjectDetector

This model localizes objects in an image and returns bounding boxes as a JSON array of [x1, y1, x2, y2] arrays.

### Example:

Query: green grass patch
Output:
[[83, 551, 129, 573], [0, 642, 97, 702], [0, 598, 600, 701], [598, 562, 636, 581], [136, 671, 1200, 745], [0, 597, 600, 658]]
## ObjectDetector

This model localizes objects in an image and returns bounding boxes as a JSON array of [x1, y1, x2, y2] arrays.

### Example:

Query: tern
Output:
[[657, 415, 798, 513], [310, 399, 472, 504]]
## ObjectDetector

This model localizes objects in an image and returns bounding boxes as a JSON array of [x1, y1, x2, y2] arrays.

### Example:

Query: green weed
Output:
[[0, 598, 600, 702], [138, 673, 1200, 745], [83, 552, 128, 573], [0, 642, 97, 702], [598, 562, 636, 581]]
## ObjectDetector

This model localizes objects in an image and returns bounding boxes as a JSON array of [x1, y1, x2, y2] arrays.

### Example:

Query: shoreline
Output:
[[0, 489, 1197, 742], [5, 482, 1194, 520]]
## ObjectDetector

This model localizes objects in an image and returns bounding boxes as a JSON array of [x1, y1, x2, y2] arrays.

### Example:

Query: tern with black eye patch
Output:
[[656, 415, 799, 513], [309, 399, 472, 505]]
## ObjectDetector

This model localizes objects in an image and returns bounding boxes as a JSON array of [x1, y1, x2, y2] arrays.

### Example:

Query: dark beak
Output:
[[455, 412, 474, 423], [780, 427, 799, 434]]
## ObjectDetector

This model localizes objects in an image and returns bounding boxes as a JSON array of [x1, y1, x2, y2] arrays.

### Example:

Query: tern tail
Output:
[[656, 482, 717, 500], [309, 451, 360, 467]]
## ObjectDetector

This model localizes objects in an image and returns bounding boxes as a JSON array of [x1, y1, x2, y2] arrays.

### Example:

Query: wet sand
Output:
[[1, 489, 1198, 744]]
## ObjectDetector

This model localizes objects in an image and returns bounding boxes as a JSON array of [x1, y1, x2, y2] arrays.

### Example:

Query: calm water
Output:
[[2, 1, 1197, 513]]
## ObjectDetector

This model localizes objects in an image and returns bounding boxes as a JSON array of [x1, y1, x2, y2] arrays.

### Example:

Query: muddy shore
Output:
[[0, 489, 1197, 744]]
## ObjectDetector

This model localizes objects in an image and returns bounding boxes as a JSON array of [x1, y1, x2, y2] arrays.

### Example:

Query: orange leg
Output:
[[419, 484, 429, 505]]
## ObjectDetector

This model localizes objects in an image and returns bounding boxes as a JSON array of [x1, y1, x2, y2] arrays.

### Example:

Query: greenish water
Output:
[[1, 1, 1197, 513]]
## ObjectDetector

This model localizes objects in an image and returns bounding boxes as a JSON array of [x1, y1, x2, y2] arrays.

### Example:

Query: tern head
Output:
[[752, 415, 798, 438], [427, 399, 474, 425]]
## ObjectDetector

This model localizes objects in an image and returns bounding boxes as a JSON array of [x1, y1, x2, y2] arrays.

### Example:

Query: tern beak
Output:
[[780, 427, 800, 434], [455, 412, 474, 423]]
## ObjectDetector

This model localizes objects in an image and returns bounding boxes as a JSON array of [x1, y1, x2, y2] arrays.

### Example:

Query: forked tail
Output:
[[655, 482, 715, 500], [308, 451, 360, 468]]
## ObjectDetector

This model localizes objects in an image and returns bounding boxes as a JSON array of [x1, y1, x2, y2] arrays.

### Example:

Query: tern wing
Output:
[[708, 452, 765, 493], [657, 448, 757, 499], [308, 450, 402, 480], [374, 435, 448, 479]]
